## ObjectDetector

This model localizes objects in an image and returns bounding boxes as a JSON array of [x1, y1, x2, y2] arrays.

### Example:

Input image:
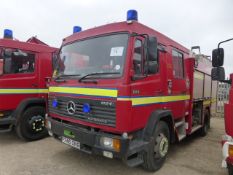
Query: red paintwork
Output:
[[225, 74, 233, 137], [0, 38, 57, 113], [227, 156, 233, 166], [225, 74, 233, 168], [49, 21, 211, 134]]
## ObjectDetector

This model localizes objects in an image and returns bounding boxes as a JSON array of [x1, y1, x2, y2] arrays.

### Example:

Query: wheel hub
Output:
[[29, 115, 45, 133], [154, 133, 169, 158]]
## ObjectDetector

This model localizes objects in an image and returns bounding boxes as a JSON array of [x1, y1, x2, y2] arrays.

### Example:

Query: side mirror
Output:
[[211, 67, 225, 81], [212, 48, 224, 67], [147, 36, 158, 61], [145, 61, 158, 74]]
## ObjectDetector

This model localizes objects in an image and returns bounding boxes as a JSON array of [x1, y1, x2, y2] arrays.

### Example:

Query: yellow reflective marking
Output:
[[49, 86, 118, 98], [0, 89, 48, 94], [211, 98, 217, 103], [203, 98, 217, 106], [118, 95, 190, 106], [49, 86, 189, 106], [203, 100, 211, 106]]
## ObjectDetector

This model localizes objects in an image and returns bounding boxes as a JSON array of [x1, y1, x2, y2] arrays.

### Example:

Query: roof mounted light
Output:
[[73, 26, 82, 34], [4, 29, 13, 39], [127, 10, 138, 22]]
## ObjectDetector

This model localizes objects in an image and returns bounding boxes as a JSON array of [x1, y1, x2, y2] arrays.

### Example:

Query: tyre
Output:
[[143, 121, 170, 172], [16, 106, 48, 141], [228, 164, 233, 175], [200, 110, 210, 137]]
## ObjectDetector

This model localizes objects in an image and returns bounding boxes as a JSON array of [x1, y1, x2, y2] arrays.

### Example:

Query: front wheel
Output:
[[143, 121, 170, 172], [16, 106, 48, 141]]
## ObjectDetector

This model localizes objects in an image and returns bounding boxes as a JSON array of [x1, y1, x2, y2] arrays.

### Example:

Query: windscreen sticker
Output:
[[110, 47, 124, 57], [115, 65, 121, 70]]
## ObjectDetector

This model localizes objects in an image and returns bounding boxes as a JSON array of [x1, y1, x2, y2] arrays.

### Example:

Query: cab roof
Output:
[[63, 21, 189, 54], [0, 37, 57, 53]]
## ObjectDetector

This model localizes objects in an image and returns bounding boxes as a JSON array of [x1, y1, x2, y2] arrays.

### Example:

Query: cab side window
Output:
[[172, 50, 184, 78], [133, 39, 143, 75], [3, 49, 35, 74]]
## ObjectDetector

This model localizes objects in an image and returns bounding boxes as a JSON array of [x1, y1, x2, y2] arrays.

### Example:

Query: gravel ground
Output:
[[0, 117, 228, 175]]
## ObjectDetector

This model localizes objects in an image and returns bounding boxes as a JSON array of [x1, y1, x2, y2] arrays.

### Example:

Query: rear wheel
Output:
[[200, 110, 210, 137], [143, 121, 170, 171], [16, 106, 48, 141]]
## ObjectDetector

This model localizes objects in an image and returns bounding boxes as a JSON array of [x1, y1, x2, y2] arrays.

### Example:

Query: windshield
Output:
[[57, 33, 129, 78]]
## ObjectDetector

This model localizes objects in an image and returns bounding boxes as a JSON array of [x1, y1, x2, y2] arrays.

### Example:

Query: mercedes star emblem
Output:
[[67, 101, 76, 115]]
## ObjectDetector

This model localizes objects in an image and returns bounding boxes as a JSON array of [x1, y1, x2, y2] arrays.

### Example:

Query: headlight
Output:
[[100, 137, 121, 152]]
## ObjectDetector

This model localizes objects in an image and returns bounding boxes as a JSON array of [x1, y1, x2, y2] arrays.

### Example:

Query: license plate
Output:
[[62, 136, 80, 149]]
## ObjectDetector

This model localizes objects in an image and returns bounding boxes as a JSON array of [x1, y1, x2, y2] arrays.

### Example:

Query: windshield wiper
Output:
[[54, 74, 81, 82], [78, 72, 120, 83]]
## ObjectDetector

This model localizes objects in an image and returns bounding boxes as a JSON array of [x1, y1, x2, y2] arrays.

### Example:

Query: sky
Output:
[[0, 0, 232, 76]]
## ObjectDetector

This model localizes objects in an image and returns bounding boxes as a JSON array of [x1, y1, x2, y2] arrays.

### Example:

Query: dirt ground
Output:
[[0, 117, 228, 175]]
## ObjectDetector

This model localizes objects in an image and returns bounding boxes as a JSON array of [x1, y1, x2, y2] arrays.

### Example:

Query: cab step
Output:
[[127, 140, 148, 155], [0, 125, 13, 133], [0, 129, 12, 133], [125, 140, 148, 167], [126, 156, 144, 167], [191, 125, 202, 134]]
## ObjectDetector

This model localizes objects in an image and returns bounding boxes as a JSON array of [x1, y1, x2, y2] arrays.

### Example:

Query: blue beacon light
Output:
[[127, 10, 138, 21], [4, 29, 13, 39], [73, 26, 82, 34], [83, 103, 91, 113], [52, 99, 58, 108]]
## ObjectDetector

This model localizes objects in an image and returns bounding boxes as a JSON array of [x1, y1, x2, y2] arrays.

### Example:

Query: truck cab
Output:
[[0, 29, 57, 140], [212, 38, 233, 175]]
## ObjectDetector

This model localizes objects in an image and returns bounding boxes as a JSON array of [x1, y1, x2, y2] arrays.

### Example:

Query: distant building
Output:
[[217, 82, 230, 114]]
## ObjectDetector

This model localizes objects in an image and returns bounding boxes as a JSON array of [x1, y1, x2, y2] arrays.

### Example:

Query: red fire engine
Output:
[[211, 38, 233, 175], [46, 10, 217, 171], [0, 29, 57, 141]]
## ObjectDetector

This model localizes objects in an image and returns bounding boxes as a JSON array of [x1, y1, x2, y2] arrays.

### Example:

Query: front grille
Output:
[[48, 96, 116, 127]]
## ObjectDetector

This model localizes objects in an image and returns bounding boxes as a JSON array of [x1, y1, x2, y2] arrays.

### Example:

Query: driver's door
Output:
[[0, 48, 38, 111]]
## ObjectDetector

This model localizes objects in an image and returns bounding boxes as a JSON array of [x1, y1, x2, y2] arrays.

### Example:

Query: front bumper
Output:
[[0, 115, 15, 132], [47, 116, 149, 167], [47, 116, 129, 158]]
